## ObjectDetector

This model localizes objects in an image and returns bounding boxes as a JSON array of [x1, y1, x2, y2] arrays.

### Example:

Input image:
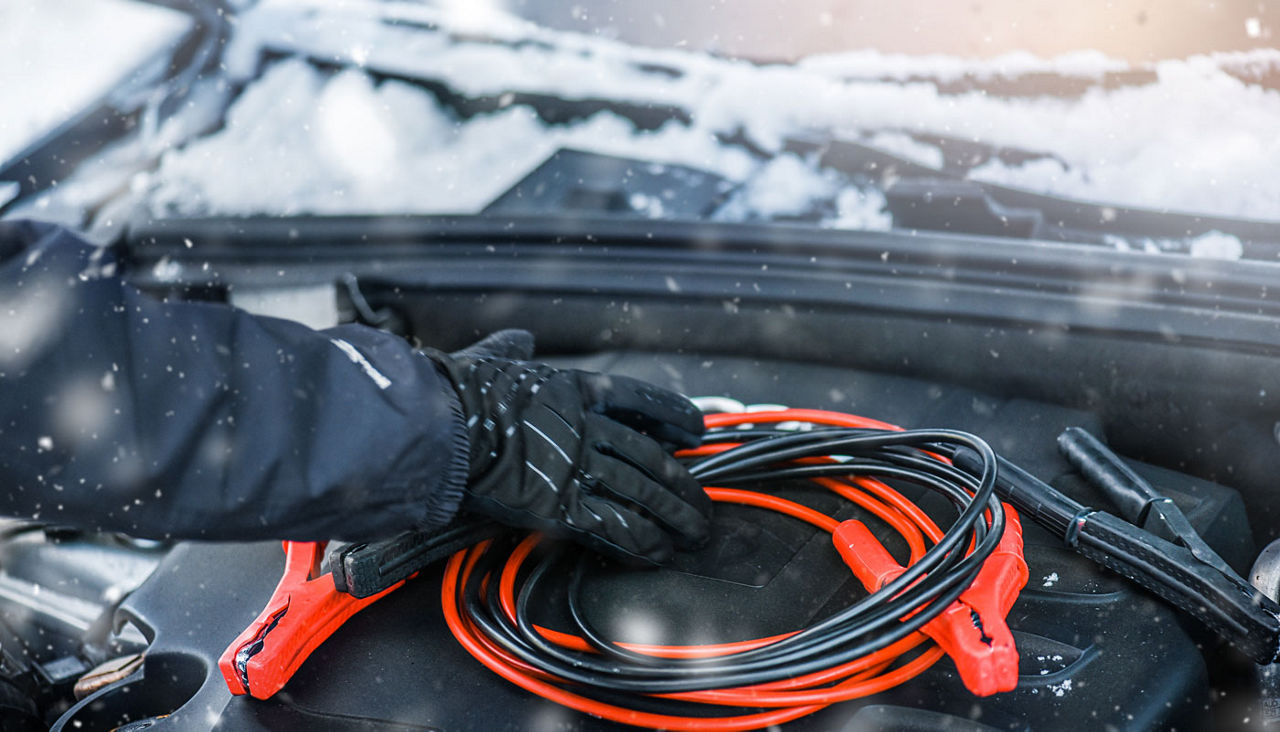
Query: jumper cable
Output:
[[220, 408, 1026, 729]]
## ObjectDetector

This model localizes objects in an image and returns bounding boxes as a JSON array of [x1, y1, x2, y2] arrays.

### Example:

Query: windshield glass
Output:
[[0, 0, 191, 164], [5, 0, 1279, 254]]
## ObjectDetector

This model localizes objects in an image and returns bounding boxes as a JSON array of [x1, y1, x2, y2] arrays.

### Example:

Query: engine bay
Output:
[[0, 215, 1277, 730], [3, 349, 1253, 730]]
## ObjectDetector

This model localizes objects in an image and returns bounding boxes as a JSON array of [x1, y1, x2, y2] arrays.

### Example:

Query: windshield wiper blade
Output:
[[789, 133, 1280, 258]]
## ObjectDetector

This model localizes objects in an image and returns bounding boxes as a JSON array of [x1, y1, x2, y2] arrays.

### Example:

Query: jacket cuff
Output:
[[417, 363, 471, 528]]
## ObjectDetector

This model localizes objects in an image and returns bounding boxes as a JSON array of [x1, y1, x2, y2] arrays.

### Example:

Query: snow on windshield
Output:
[[148, 59, 759, 217], [128, 0, 1280, 224], [0, 0, 191, 164]]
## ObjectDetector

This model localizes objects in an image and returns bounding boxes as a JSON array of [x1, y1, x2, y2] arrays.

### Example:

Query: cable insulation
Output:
[[441, 409, 1007, 729]]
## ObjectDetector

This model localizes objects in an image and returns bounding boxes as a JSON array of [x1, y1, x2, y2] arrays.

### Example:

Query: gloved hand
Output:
[[426, 331, 711, 564]]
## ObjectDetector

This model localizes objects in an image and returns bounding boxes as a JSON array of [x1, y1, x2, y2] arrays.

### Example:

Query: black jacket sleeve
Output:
[[0, 220, 470, 541]]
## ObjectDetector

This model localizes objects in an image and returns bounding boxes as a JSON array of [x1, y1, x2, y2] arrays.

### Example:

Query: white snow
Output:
[[707, 58, 1280, 220], [147, 59, 757, 217], [716, 155, 841, 219], [144, 0, 1280, 223], [1188, 230, 1245, 260], [220, 0, 725, 107], [797, 49, 1131, 83], [862, 132, 946, 170], [827, 188, 893, 231], [22, 0, 1280, 228], [961, 64, 1280, 220], [1049, 678, 1074, 697], [0, 0, 192, 164]]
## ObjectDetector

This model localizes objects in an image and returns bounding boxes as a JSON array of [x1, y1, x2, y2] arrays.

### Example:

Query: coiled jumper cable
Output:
[[441, 409, 1026, 730]]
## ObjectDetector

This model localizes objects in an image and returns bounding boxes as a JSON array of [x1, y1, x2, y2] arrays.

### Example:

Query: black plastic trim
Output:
[[126, 215, 1280, 356]]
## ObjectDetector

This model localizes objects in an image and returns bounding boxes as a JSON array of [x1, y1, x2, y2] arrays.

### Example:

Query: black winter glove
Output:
[[426, 331, 711, 564]]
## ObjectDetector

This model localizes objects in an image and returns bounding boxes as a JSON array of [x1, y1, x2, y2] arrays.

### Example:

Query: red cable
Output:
[[441, 409, 971, 730], [443, 549, 830, 730]]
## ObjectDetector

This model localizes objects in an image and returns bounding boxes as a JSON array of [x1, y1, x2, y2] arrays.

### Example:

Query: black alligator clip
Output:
[[955, 431, 1280, 664], [1056, 427, 1240, 580]]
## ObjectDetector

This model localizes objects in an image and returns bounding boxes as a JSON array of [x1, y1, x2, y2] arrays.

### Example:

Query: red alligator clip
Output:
[[219, 541, 405, 699], [833, 505, 1028, 697]]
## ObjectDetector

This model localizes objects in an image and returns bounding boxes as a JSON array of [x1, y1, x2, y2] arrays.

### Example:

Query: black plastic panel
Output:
[[483, 149, 735, 219], [53, 352, 1247, 731]]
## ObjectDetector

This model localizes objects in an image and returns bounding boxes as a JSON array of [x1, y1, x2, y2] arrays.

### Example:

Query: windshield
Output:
[[3, 0, 1278, 255], [0, 0, 192, 165]]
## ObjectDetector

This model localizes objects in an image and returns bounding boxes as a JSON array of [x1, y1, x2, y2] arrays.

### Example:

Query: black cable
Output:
[[480, 429, 999, 686], [454, 425, 1006, 696]]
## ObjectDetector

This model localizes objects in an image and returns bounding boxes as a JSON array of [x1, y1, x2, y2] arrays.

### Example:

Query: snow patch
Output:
[[798, 49, 1131, 83], [0, 0, 191, 163], [826, 188, 892, 231], [1188, 230, 1244, 260], [147, 59, 757, 216], [717, 154, 840, 219], [863, 132, 944, 170]]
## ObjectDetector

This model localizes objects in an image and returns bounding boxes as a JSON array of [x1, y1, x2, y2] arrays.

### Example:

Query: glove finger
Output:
[[566, 493, 675, 565], [576, 373, 705, 449], [453, 329, 535, 361], [587, 414, 713, 519], [584, 416, 712, 549]]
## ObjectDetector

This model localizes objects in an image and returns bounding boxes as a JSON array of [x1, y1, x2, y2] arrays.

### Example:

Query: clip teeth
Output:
[[233, 606, 288, 695]]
